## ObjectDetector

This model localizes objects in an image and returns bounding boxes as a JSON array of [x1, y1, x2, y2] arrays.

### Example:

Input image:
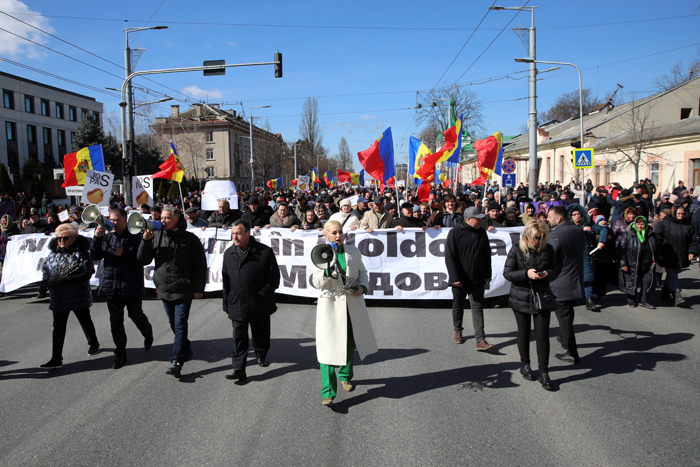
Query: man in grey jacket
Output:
[[547, 205, 585, 364]]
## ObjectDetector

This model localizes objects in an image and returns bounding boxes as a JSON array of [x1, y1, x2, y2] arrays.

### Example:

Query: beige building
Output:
[[462, 77, 700, 192], [152, 104, 284, 191], [1, 71, 103, 181]]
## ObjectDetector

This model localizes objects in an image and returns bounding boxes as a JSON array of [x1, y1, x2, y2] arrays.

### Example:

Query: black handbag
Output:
[[530, 283, 557, 313]]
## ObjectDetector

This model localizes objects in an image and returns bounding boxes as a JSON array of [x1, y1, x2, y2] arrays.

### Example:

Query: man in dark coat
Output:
[[241, 196, 270, 229], [481, 201, 504, 232], [207, 200, 240, 229], [23, 208, 49, 234], [137, 206, 207, 377], [445, 206, 494, 350], [222, 219, 280, 383], [547, 205, 585, 364], [91, 208, 153, 369], [433, 193, 464, 228], [390, 203, 427, 231]]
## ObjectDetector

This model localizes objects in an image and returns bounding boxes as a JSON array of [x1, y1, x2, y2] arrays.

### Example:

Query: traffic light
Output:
[[274, 51, 282, 78]]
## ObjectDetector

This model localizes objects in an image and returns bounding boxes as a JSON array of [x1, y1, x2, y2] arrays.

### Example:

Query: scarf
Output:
[[0, 214, 12, 233], [632, 215, 647, 243]]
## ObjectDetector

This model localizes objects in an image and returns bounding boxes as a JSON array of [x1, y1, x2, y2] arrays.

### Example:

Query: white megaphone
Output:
[[83, 204, 114, 230], [127, 212, 163, 235], [310, 243, 338, 271]]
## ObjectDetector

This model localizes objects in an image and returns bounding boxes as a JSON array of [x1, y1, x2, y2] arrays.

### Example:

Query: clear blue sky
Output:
[[1, 0, 698, 172]]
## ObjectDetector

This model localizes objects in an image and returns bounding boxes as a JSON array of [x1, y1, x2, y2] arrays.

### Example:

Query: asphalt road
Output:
[[1, 269, 699, 467]]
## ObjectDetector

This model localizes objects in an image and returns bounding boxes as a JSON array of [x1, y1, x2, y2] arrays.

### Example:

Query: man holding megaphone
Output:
[[91, 208, 154, 370]]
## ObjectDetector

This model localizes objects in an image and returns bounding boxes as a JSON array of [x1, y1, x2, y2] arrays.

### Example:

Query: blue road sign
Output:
[[503, 173, 517, 188], [502, 159, 516, 174], [573, 148, 594, 169]]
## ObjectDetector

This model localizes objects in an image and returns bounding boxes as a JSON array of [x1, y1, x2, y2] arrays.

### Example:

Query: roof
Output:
[[592, 115, 700, 149], [0, 71, 98, 102]]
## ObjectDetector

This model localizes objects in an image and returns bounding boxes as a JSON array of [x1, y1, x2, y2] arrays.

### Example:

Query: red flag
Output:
[[387, 176, 396, 189], [417, 181, 431, 202], [291, 178, 298, 186], [337, 170, 351, 183]]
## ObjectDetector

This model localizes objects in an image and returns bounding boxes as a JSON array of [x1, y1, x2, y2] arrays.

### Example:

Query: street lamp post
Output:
[[490, 5, 538, 194], [249, 105, 270, 191], [121, 25, 167, 205], [515, 58, 585, 199]]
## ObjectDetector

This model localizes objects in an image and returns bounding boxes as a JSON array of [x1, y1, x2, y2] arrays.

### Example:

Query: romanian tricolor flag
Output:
[[416, 114, 463, 179], [408, 136, 432, 182], [152, 140, 185, 183], [324, 170, 332, 186], [266, 177, 282, 190], [472, 131, 503, 185], [61, 145, 105, 187], [359, 169, 365, 186], [311, 167, 320, 185], [358, 127, 395, 188]]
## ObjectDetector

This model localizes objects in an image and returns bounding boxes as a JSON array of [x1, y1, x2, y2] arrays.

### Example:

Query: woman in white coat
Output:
[[312, 220, 378, 407]]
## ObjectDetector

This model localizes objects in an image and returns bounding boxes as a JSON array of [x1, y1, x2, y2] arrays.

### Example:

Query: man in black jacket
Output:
[[91, 208, 153, 369], [222, 219, 280, 383], [208, 200, 240, 229], [241, 196, 270, 230], [137, 206, 207, 377], [547, 205, 585, 364], [445, 207, 494, 350], [390, 203, 427, 231]]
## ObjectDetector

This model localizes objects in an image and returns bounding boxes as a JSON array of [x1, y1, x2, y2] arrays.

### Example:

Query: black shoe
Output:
[[586, 297, 599, 311], [166, 361, 182, 377], [257, 357, 269, 367], [628, 300, 637, 308], [556, 335, 567, 350], [36, 291, 48, 299], [39, 358, 63, 369], [184, 348, 194, 362], [538, 372, 554, 391], [144, 334, 154, 351], [520, 364, 535, 381], [661, 287, 674, 301], [675, 290, 685, 307], [639, 302, 656, 309], [112, 355, 127, 369], [87, 344, 100, 356], [225, 371, 247, 383], [555, 352, 579, 365]]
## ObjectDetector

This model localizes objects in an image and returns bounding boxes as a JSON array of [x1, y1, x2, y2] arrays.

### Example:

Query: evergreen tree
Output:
[[0, 163, 16, 197], [167, 179, 180, 199], [70, 111, 121, 177], [30, 173, 47, 197], [22, 157, 41, 179], [157, 180, 169, 200]]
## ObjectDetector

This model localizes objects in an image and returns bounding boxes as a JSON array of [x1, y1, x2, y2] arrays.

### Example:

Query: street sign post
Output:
[[502, 159, 516, 174], [503, 173, 517, 188], [573, 148, 594, 169]]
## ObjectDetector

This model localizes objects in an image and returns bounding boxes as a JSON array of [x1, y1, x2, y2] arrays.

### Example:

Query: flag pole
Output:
[[178, 180, 185, 208]]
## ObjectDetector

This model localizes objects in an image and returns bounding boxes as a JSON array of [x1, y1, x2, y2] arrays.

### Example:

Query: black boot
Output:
[[675, 290, 685, 307], [586, 297, 600, 312], [520, 364, 535, 381], [538, 372, 554, 391], [661, 286, 673, 302]]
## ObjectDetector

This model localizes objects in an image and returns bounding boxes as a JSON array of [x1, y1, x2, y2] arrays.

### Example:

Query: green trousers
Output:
[[320, 318, 355, 399]]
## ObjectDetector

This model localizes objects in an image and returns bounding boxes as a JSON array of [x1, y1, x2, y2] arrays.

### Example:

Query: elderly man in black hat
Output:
[[23, 208, 50, 234], [391, 202, 427, 231], [242, 196, 270, 230], [186, 206, 208, 229]]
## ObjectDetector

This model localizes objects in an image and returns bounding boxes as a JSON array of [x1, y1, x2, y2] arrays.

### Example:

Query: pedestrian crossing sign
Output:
[[573, 148, 594, 169]]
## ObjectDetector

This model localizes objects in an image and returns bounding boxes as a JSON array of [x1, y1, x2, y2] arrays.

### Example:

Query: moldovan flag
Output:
[[266, 177, 282, 190], [61, 145, 105, 187], [359, 169, 365, 186], [408, 135, 432, 182], [324, 170, 332, 186], [472, 131, 503, 185], [311, 167, 320, 185], [152, 140, 185, 183], [416, 178, 431, 202], [416, 114, 463, 179], [338, 170, 361, 185], [358, 127, 395, 188], [436, 169, 450, 188]]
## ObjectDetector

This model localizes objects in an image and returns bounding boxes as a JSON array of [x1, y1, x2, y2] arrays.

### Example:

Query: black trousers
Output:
[[231, 316, 270, 373], [554, 300, 579, 360], [52, 309, 99, 360], [107, 297, 153, 356], [451, 285, 486, 342], [513, 310, 551, 371]]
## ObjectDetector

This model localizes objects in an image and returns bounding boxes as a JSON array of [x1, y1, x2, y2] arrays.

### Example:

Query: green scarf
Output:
[[0, 214, 12, 233], [632, 215, 647, 243]]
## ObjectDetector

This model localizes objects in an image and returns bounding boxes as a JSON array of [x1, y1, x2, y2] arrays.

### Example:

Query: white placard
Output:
[[215, 228, 232, 241], [58, 210, 70, 222], [201, 180, 238, 211], [346, 194, 360, 206], [100, 206, 109, 216], [132, 175, 154, 207], [297, 175, 310, 191], [64, 186, 84, 196], [81, 170, 114, 206]]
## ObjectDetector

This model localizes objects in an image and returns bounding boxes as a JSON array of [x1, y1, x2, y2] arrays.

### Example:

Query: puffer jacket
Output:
[[222, 237, 280, 321], [504, 244, 558, 314], [617, 223, 658, 295], [567, 204, 607, 283], [136, 216, 207, 301], [654, 216, 698, 269], [42, 236, 94, 313], [445, 222, 492, 290], [269, 212, 301, 228], [433, 210, 463, 228], [612, 217, 631, 247], [90, 229, 147, 299]]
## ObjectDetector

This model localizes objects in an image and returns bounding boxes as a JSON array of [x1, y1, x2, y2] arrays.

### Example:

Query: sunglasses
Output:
[[533, 236, 543, 241], [56, 236, 72, 241]]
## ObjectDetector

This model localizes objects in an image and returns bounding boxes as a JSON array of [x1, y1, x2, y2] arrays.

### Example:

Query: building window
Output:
[[70, 131, 76, 145], [206, 131, 214, 142], [206, 149, 214, 160], [56, 103, 64, 119], [204, 167, 215, 178], [57, 129, 65, 146], [681, 108, 692, 120], [3, 90, 14, 109], [41, 99, 50, 116], [24, 95, 34, 113], [595, 166, 600, 186], [559, 155, 564, 181], [604, 165, 611, 186], [650, 161, 659, 186], [69, 106, 77, 121], [43, 128, 52, 145], [92, 111, 99, 123], [81, 109, 87, 121], [6, 122, 16, 141], [27, 125, 36, 143]]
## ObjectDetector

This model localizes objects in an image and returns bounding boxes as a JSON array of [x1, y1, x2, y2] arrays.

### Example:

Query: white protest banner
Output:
[[201, 180, 238, 210], [58, 210, 70, 222], [346, 194, 360, 206], [132, 175, 154, 206], [1, 227, 524, 300], [81, 170, 114, 206], [297, 175, 310, 191], [64, 186, 84, 196]]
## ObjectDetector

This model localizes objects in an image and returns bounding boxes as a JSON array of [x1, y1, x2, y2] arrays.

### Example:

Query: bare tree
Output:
[[335, 137, 354, 172], [653, 55, 700, 91], [416, 83, 485, 137], [539, 88, 604, 123], [298, 97, 327, 171], [418, 123, 442, 152]]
